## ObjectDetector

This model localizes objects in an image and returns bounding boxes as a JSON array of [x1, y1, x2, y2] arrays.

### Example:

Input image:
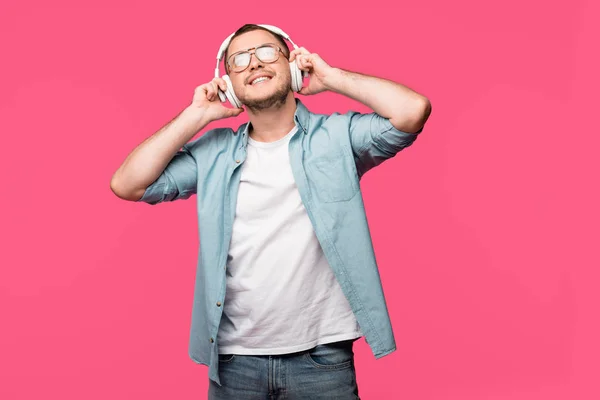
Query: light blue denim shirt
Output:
[[137, 98, 422, 385]]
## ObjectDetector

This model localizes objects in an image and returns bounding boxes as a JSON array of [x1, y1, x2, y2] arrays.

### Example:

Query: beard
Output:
[[239, 74, 292, 111]]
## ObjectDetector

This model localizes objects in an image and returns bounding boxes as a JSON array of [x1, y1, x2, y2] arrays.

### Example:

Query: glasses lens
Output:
[[256, 45, 279, 62], [229, 45, 281, 72], [231, 52, 251, 71]]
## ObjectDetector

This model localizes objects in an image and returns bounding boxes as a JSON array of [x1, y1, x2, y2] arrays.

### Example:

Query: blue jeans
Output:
[[208, 339, 361, 399]]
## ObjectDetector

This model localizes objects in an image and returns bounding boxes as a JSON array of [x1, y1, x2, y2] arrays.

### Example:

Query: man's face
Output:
[[226, 30, 291, 110]]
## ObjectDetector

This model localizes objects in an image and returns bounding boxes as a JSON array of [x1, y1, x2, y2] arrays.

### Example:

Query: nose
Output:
[[248, 51, 263, 71]]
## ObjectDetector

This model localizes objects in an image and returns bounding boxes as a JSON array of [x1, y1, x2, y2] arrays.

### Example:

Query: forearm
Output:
[[324, 68, 430, 133], [110, 107, 210, 201]]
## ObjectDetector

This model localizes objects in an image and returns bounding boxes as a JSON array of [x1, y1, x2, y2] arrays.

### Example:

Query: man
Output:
[[111, 23, 431, 399]]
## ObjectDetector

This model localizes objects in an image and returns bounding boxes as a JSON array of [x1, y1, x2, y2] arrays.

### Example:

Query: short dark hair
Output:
[[223, 24, 290, 72]]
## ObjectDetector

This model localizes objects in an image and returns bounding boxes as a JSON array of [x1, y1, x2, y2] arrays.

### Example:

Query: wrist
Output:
[[182, 105, 212, 127], [174, 107, 210, 139], [322, 67, 345, 92]]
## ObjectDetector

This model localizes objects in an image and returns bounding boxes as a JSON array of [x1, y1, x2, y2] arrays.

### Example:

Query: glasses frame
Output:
[[226, 43, 285, 73]]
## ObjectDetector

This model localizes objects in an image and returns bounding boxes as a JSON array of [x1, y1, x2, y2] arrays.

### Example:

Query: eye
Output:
[[232, 52, 251, 68], [256, 46, 278, 62]]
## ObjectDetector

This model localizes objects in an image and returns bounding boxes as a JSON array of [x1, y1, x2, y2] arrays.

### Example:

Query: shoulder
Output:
[[302, 102, 363, 127], [183, 125, 242, 155], [307, 108, 366, 136]]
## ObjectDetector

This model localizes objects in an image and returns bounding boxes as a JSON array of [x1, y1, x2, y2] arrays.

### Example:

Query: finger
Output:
[[300, 57, 308, 70], [229, 107, 244, 116], [304, 53, 319, 65], [196, 84, 210, 100], [289, 47, 309, 61], [298, 86, 311, 95], [297, 55, 312, 71], [213, 77, 227, 92], [195, 84, 209, 95], [289, 49, 298, 61], [220, 105, 244, 118], [205, 83, 216, 101]]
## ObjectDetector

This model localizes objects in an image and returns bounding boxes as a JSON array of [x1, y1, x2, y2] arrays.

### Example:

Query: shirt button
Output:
[[210, 337, 214, 343], [235, 159, 240, 163], [216, 301, 222, 307]]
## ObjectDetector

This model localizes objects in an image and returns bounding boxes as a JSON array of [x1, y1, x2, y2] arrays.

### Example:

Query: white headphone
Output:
[[214, 24, 305, 108]]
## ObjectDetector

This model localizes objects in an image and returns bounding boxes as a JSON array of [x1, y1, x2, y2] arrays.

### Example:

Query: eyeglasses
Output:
[[226, 43, 284, 73]]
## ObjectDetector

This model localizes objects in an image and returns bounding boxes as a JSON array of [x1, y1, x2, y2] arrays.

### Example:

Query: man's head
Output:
[[223, 24, 294, 111]]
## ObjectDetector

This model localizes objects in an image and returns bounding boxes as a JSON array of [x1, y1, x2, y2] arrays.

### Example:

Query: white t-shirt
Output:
[[217, 126, 362, 355]]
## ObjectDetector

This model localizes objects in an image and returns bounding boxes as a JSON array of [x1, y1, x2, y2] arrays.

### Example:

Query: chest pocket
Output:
[[308, 145, 360, 203]]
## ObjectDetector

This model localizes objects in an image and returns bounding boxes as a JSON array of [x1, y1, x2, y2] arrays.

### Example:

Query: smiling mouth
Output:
[[249, 76, 272, 85]]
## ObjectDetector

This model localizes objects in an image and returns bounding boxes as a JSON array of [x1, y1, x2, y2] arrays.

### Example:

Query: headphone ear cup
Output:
[[289, 62, 303, 92], [221, 75, 243, 109]]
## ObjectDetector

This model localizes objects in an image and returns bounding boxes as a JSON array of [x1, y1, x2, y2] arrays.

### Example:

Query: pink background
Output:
[[1, 0, 599, 399]]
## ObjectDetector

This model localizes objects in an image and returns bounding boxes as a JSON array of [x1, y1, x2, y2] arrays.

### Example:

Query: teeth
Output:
[[251, 77, 270, 85]]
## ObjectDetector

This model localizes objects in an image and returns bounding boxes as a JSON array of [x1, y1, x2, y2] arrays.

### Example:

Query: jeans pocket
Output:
[[304, 340, 355, 369], [218, 354, 236, 364]]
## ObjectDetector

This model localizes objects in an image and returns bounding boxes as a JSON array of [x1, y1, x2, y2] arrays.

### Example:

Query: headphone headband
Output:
[[214, 24, 298, 78]]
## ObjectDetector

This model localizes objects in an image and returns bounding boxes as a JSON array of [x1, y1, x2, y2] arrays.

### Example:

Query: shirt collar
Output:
[[293, 98, 310, 134]]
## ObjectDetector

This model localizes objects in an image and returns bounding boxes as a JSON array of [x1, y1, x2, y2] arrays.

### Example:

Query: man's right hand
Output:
[[187, 77, 244, 123]]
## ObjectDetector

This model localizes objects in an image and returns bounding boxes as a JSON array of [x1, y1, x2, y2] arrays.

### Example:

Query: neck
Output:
[[246, 92, 297, 142]]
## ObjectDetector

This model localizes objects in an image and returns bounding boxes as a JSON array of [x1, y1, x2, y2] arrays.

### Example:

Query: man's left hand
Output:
[[289, 48, 336, 96]]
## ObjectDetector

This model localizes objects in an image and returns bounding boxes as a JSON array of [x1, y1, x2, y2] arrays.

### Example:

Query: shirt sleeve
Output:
[[136, 143, 198, 205], [348, 111, 422, 179]]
